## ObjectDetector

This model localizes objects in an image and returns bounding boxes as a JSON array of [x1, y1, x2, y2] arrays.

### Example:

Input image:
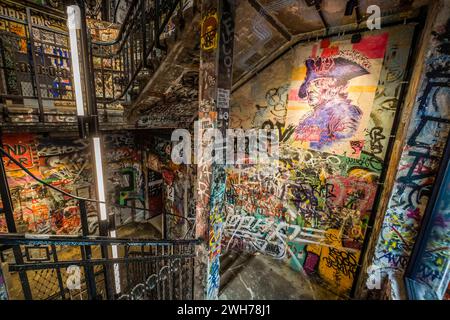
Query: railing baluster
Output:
[[154, 0, 160, 49], [170, 244, 174, 300], [141, 0, 147, 65], [190, 246, 194, 300], [161, 245, 165, 300], [79, 200, 97, 300], [156, 245, 160, 300], [178, 245, 182, 300], [25, 7, 45, 123], [51, 245, 66, 300], [150, 245, 155, 300]]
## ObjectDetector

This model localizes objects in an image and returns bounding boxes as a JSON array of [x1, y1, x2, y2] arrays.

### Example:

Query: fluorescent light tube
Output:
[[93, 136, 107, 221], [67, 5, 85, 116]]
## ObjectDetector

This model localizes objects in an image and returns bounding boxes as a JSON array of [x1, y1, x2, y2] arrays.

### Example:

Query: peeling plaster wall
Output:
[[226, 23, 417, 296]]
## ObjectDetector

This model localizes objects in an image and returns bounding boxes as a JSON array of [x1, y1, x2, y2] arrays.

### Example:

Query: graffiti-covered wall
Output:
[[370, 1, 450, 299], [0, 132, 156, 235], [0, 133, 94, 234], [226, 24, 417, 295], [104, 132, 147, 227]]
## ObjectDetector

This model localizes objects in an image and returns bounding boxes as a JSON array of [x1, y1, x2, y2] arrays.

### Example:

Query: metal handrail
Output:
[[0, 233, 202, 246]]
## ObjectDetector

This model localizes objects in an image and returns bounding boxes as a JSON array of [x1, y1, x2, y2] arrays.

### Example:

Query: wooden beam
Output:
[[314, 2, 329, 32]]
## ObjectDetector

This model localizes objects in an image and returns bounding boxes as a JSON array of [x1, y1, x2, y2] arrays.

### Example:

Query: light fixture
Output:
[[351, 33, 362, 43], [93, 136, 121, 294], [92, 136, 107, 221], [67, 3, 121, 297], [67, 5, 85, 117]]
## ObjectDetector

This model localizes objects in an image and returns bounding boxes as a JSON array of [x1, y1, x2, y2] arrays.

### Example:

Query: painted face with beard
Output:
[[305, 77, 347, 108]]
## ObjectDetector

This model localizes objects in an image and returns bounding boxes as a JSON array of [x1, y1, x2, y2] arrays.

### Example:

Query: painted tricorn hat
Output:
[[298, 55, 370, 99]]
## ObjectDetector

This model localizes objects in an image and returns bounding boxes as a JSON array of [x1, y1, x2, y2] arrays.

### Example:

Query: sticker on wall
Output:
[[201, 11, 218, 51], [286, 33, 388, 158], [148, 170, 163, 218]]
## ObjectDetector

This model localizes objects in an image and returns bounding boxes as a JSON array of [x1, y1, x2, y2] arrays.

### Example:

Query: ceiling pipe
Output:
[[248, 0, 292, 41], [313, 0, 329, 35]]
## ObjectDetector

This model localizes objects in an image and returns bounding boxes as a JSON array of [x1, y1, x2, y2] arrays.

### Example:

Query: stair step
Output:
[[219, 252, 255, 294]]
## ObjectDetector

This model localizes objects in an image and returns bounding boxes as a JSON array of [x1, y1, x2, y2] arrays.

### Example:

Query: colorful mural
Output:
[[0, 132, 165, 235], [286, 34, 388, 158], [226, 24, 416, 295]]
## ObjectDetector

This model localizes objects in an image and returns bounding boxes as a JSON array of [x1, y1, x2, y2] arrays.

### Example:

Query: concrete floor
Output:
[[219, 253, 341, 300], [116, 221, 162, 239]]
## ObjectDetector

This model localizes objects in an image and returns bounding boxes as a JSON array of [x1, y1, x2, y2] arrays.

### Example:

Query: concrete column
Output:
[[195, 0, 235, 300]]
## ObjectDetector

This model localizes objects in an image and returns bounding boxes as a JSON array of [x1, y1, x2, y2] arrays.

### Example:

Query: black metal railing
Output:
[[0, 0, 75, 124], [91, 0, 182, 105], [120, 242, 196, 300], [0, 0, 184, 125], [0, 233, 199, 300]]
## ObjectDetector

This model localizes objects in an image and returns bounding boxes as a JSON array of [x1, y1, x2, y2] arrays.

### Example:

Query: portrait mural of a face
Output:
[[286, 33, 389, 158]]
